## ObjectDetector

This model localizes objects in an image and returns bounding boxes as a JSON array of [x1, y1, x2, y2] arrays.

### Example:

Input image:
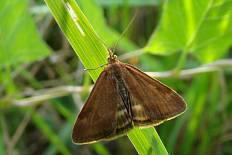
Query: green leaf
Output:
[[145, 0, 232, 63], [44, 0, 169, 154], [0, 0, 50, 68]]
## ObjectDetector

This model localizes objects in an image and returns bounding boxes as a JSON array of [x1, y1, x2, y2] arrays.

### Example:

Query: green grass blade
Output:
[[32, 112, 71, 155], [96, 0, 160, 6], [179, 75, 209, 155], [196, 74, 221, 155], [44, 0, 108, 81], [44, 0, 169, 154], [128, 128, 169, 155], [0, 115, 6, 155], [43, 121, 73, 155], [91, 143, 111, 155]]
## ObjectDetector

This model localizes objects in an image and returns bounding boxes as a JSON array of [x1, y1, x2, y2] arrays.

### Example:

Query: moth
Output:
[[72, 52, 186, 144]]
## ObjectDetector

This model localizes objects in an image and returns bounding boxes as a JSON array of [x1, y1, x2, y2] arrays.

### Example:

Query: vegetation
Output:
[[0, 0, 232, 155]]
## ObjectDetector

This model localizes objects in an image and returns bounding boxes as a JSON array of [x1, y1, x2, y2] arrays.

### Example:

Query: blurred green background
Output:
[[0, 0, 232, 155]]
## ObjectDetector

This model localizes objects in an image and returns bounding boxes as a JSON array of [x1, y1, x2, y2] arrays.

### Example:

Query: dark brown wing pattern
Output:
[[121, 63, 186, 127], [72, 59, 186, 144], [72, 68, 133, 144]]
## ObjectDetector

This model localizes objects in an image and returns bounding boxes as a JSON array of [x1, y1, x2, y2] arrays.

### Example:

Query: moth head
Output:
[[108, 51, 117, 64]]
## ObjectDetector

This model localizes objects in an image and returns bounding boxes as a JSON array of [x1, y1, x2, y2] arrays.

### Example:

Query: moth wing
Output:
[[72, 69, 132, 144], [121, 64, 186, 127]]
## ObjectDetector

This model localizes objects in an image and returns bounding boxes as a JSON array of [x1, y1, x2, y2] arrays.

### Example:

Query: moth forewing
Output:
[[72, 55, 187, 144], [72, 70, 119, 144], [122, 63, 186, 121]]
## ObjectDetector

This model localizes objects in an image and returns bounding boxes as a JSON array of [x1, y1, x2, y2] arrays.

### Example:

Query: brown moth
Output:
[[72, 51, 186, 144]]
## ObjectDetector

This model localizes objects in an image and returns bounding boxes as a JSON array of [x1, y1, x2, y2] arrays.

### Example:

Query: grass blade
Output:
[[32, 111, 71, 155], [44, 0, 169, 154]]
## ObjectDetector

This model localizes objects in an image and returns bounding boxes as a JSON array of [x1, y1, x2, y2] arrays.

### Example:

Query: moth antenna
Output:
[[111, 10, 138, 56]]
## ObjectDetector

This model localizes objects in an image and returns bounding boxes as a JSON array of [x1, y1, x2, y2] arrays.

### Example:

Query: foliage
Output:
[[0, 0, 232, 155]]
